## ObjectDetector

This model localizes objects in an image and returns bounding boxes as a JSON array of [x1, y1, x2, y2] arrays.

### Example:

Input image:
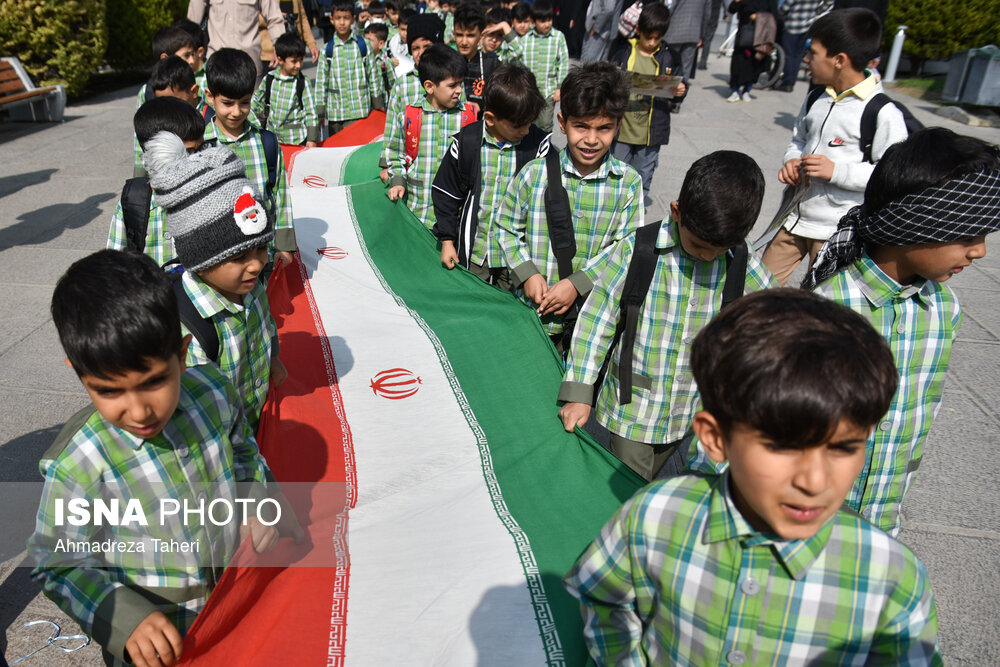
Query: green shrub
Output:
[[886, 0, 1000, 63], [105, 0, 189, 68], [0, 0, 107, 96]]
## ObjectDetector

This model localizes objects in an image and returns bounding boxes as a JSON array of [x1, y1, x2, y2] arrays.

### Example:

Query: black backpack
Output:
[[804, 87, 924, 163], [593, 222, 748, 406], [259, 71, 306, 132], [169, 269, 221, 363], [542, 149, 586, 347]]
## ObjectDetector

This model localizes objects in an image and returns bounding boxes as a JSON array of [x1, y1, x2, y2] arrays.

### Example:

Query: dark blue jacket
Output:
[[609, 38, 687, 147]]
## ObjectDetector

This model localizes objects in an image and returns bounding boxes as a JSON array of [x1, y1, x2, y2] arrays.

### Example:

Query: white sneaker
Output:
[[727, 91, 741, 103], [741, 91, 755, 102]]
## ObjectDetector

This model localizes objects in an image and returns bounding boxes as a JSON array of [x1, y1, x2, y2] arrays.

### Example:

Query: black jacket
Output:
[[432, 122, 550, 268], [608, 38, 687, 147]]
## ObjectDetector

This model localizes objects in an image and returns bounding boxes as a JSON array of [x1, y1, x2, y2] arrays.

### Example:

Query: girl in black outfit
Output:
[[726, 0, 777, 101]]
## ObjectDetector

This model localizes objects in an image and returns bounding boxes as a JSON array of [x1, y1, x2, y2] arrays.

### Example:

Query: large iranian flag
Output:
[[178, 123, 643, 665]]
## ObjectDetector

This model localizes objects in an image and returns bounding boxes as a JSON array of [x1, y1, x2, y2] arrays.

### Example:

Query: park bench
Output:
[[0, 57, 66, 122]]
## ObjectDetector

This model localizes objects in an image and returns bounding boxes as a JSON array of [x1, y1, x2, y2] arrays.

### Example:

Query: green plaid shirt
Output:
[[559, 219, 776, 444], [469, 130, 523, 267], [564, 473, 943, 666], [814, 253, 962, 536], [381, 70, 437, 170], [316, 34, 374, 122], [518, 27, 569, 99], [386, 98, 478, 230], [181, 271, 278, 432], [203, 119, 297, 252], [251, 71, 319, 145], [28, 364, 269, 663], [107, 193, 176, 267], [494, 149, 643, 335]]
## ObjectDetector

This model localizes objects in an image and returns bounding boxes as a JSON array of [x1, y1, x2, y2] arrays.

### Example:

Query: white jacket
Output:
[[783, 75, 908, 240]]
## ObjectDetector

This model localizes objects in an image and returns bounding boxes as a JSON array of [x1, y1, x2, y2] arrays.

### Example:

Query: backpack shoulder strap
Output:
[[121, 176, 152, 253], [203, 104, 216, 123], [171, 274, 221, 363], [804, 85, 825, 114], [594, 221, 661, 406], [721, 241, 748, 309], [325, 38, 335, 59], [43, 405, 100, 464], [262, 73, 275, 130], [460, 102, 479, 126], [295, 72, 305, 109], [403, 104, 423, 168], [355, 34, 368, 58], [456, 121, 483, 193], [259, 129, 280, 197], [859, 92, 892, 164], [543, 149, 575, 281]]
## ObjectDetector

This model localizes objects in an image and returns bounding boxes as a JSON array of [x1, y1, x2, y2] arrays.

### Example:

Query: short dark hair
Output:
[[171, 18, 205, 51], [637, 3, 670, 37], [385, 0, 404, 13], [511, 2, 531, 21], [398, 7, 416, 25], [863, 127, 1000, 215], [149, 55, 196, 94], [52, 250, 184, 380], [151, 26, 197, 58], [364, 22, 389, 41], [274, 32, 307, 59], [559, 61, 629, 120], [677, 151, 765, 248], [134, 97, 206, 148], [418, 43, 469, 85], [205, 48, 257, 99], [530, 0, 554, 21], [454, 4, 487, 31], [692, 289, 898, 448], [808, 8, 882, 71], [484, 64, 544, 125], [487, 7, 511, 24], [368, 1, 386, 15], [332, 0, 355, 15]]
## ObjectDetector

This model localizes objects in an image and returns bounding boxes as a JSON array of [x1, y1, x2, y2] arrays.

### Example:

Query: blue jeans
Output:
[[780, 31, 810, 88], [611, 141, 660, 204]]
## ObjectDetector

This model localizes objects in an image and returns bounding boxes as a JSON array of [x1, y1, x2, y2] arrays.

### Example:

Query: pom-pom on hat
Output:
[[143, 131, 273, 272]]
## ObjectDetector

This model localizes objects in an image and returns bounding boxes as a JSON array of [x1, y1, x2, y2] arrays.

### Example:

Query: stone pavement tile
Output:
[[904, 390, 1000, 533], [0, 247, 93, 288], [0, 192, 116, 252], [0, 388, 89, 476], [0, 285, 56, 358], [898, 529, 1000, 665], [950, 286, 1000, 345], [0, 321, 83, 394], [947, 344, 1000, 427]]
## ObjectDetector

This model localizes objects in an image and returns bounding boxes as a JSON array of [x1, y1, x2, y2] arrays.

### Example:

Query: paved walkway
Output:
[[1, 41, 999, 665]]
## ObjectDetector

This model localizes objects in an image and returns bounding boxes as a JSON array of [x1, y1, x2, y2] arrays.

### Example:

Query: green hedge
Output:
[[105, 0, 189, 68], [0, 0, 107, 96], [886, 0, 1000, 62]]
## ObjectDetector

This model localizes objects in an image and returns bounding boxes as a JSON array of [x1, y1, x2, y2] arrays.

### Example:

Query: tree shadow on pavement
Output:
[[0, 169, 57, 199], [774, 111, 797, 131], [0, 192, 115, 251]]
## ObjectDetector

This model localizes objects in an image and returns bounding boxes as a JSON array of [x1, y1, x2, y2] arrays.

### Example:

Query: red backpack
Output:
[[403, 102, 479, 169]]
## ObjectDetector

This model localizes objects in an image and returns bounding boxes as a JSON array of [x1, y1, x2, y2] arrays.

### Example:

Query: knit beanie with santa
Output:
[[142, 131, 273, 272]]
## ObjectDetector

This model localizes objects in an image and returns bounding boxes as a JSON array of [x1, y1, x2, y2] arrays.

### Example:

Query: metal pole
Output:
[[885, 25, 907, 82]]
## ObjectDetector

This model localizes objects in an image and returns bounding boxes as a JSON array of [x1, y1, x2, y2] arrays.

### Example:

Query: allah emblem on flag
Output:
[[317, 246, 348, 259], [303, 174, 328, 188], [370, 368, 422, 400]]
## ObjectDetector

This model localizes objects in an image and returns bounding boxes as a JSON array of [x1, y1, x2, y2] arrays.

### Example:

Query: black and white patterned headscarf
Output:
[[803, 168, 1000, 289]]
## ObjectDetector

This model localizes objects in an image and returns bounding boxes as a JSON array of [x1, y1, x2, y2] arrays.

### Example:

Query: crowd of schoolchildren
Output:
[[24, 1, 1000, 664]]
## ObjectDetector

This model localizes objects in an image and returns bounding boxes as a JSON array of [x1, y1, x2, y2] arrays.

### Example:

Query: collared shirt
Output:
[[203, 119, 297, 252], [28, 365, 269, 663], [187, 0, 285, 59], [470, 130, 522, 267], [182, 271, 278, 431], [781, 0, 833, 34], [517, 27, 569, 99], [825, 67, 880, 102], [564, 473, 943, 666], [316, 33, 374, 122], [814, 253, 961, 536], [559, 219, 776, 443], [494, 149, 643, 335], [106, 193, 175, 267], [251, 70, 319, 145], [386, 98, 478, 230]]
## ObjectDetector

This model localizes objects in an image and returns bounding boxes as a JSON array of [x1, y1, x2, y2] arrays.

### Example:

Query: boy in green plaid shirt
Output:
[[203, 48, 298, 269], [803, 128, 1000, 537], [29, 250, 284, 666], [558, 152, 776, 481], [385, 44, 478, 230], [317, 0, 377, 135], [565, 290, 942, 665], [494, 62, 642, 348], [144, 128, 289, 433], [109, 98, 206, 267], [516, 0, 568, 132], [252, 33, 319, 146]]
